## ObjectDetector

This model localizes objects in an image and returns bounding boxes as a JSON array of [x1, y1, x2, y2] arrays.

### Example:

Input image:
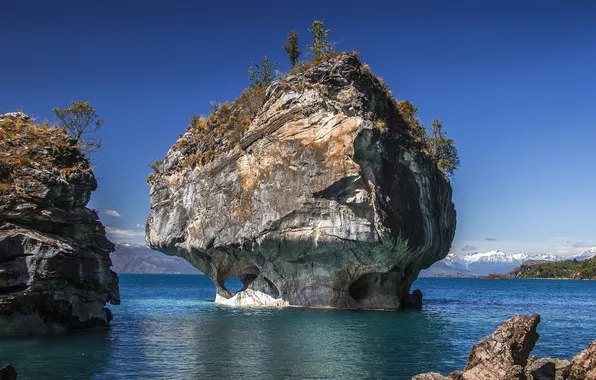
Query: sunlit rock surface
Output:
[[147, 54, 456, 309], [0, 113, 119, 335]]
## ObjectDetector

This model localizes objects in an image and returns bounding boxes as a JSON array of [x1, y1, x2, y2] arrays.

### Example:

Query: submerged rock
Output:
[[0, 113, 119, 335], [147, 53, 456, 309], [0, 365, 16, 380], [413, 314, 595, 380]]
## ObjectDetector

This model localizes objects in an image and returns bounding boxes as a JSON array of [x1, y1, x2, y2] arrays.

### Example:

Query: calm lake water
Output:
[[1, 275, 595, 379]]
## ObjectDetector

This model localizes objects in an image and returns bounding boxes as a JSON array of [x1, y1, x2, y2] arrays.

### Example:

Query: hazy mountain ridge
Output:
[[110, 243, 201, 274], [420, 248, 596, 277]]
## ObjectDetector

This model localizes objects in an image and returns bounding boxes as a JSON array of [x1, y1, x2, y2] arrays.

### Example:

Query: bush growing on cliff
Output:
[[248, 56, 278, 89], [396, 100, 426, 145], [425, 119, 460, 177], [283, 30, 301, 68], [53, 101, 103, 156], [150, 159, 162, 173], [308, 20, 333, 61]]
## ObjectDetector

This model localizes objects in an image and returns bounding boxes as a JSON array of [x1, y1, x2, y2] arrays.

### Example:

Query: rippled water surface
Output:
[[2, 276, 596, 379]]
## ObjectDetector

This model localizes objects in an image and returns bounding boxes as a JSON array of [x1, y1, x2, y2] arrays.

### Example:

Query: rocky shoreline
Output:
[[413, 314, 595, 380]]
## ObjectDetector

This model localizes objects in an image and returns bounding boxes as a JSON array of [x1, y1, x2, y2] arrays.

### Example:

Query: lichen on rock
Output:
[[146, 53, 457, 309], [0, 113, 119, 335]]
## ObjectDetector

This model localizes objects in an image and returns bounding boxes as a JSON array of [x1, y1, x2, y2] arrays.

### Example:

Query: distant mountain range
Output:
[[420, 248, 596, 277], [110, 242, 596, 277], [110, 243, 201, 274]]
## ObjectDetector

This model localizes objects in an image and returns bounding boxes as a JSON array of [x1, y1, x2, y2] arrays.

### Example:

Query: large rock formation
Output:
[[0, 113, 119, 335], [413, 314, 594, 380], [146, 53, 456, 309]]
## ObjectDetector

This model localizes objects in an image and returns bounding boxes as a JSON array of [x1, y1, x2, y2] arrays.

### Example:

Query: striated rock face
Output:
[[147, 54, 456, 309], [413, 314, 595, 380], [0, 113, 119, 335]]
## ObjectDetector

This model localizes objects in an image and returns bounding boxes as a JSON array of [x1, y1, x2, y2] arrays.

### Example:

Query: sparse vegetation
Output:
[[53, 101, 103, 156], [396, 101, 459, 178], [396, 101, 426, 145], [283, 30, 301, 68], [150, 159, 162, 173], [426, 119, 460, 178], [150, 20, 459, 181], [307, 20, 333, 62], [248, 56, 278, 89], [0, 113, 91, 194], [511, 257, 596, 279]]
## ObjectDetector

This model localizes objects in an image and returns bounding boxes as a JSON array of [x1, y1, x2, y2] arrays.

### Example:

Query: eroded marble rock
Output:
[[147, 54, 456, 309], [0, 113, 119, 335]]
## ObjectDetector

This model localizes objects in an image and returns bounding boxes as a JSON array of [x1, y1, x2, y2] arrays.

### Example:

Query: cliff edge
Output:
[[0, 112, 119, 335], [146, 53, 456, 309]]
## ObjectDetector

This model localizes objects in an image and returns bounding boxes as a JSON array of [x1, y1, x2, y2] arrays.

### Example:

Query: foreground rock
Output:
[[569, 342, 596, 380], [413, 314, 595, 380], [146, 53, 456, 309], [0, 365, 16, 380], [0, 113, 119, 335]]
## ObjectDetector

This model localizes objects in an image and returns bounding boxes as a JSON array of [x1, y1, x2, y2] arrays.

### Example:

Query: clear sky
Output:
[[1, 0, 595, 255]]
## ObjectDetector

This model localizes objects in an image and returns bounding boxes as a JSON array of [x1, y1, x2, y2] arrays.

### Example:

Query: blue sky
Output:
[[1, 0, 595, 255]]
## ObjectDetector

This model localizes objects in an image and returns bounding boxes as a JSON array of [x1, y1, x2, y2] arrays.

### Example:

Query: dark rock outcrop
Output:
[[146, 53, 456, 309], [0, 113, 119, 335], [413, 314, 595, 380], [0, 365, 16, 380]]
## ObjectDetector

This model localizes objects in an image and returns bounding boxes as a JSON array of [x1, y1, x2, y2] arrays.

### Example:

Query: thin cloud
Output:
[[461, 245, 478, 252], [572, 242, 594, 248], [134, 223, 145, 229], [485, 237, 498, 241], [105, 226, 145, 242], [103, 209, 122, 218]]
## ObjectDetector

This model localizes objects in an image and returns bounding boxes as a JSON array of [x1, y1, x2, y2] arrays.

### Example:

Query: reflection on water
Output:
[[1, 275, 596, 379]]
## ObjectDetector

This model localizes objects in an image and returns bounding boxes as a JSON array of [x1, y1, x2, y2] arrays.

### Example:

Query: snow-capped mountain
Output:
[[573, 247, 596, 261], [458, 250, 560, 264], [420, 248, 596, 277]]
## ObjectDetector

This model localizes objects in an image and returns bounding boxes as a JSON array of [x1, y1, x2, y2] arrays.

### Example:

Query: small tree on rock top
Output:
[[53, 101, 103, 156], [425, 119, 460, 178], [308, 20, 333, 61], [248, 56, 278, 89], [283, 30, 301, 68]]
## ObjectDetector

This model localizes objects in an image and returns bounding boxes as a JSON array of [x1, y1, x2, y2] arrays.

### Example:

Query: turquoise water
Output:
[[1, 276, 596, 379]]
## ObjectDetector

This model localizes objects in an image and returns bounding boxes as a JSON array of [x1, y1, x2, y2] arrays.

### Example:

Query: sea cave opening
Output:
[[223, 277, 244, 293]]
